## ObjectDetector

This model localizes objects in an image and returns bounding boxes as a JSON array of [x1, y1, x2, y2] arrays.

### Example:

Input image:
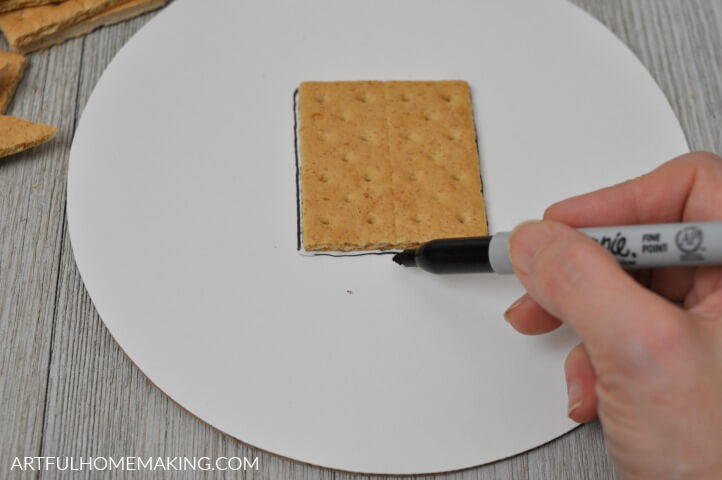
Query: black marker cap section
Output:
[[416, 237, 493, 274]]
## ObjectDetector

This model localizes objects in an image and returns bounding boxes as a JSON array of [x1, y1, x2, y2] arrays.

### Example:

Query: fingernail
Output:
[[509, 220, 555, 275], [567, 380, 583, 416], [503, 296, 525, 322]]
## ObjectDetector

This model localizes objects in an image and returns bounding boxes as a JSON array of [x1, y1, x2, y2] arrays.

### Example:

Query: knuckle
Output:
[[624, 316, 689, 372], [542, 204, 557, 220], [564, 343, 587, 372], [534, 239, 593, 303], [682, 151, 722, 170]]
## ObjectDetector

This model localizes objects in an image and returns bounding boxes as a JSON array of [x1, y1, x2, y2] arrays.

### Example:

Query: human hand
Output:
[[504, 152, 722, 479]]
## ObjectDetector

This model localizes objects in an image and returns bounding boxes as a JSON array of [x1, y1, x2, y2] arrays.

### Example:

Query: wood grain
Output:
[[0, 1, 719, 478], [0, 30, 83, 479]]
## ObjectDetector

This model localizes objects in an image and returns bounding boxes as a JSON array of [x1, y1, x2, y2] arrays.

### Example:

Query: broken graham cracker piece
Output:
[[0, 50, 26, 114], [0, 0, 61, 15], [19, 0, 168, 53], [0, 0, 128, 52], [298, 80, 487, 252], [0, 115, 56, 158]]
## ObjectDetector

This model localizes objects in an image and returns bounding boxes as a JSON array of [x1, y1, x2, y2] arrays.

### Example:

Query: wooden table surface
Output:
[[1, 1, 720, 478]]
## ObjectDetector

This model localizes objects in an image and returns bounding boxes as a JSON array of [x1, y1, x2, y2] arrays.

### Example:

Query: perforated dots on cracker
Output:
[[298, 80, 487, 252]]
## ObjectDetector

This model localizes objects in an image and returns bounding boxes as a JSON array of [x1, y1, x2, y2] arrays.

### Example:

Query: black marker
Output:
[[392, 221, 722, 274]]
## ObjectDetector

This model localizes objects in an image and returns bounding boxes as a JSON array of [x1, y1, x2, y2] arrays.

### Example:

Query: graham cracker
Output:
[[0, 0, 128, 52], [0, 114, 56, 158], [19, 0, 168, 53], [298, 80, 487, 251], [0, 50, 26, 114], [0, 0, 61, 15]]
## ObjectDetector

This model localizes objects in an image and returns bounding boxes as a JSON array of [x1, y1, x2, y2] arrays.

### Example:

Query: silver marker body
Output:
[[489, 221, 722, 274]]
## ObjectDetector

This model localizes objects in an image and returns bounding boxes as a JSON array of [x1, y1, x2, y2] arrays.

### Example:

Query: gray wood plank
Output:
[[1, 0, 718, 479], [0, 35, 84, 478], [571, 0, 721, 153]]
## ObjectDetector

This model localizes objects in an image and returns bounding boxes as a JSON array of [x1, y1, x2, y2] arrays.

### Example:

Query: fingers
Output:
[[649, 267, 696, 302], [504, 294, 562, 335], [543, 153, 721, 304], [689, 289, 722, 320], [686, 268, 722, 317], [508, 220, 686, 358], [544, 152, 722, 226], [565, 343, 598, 423]]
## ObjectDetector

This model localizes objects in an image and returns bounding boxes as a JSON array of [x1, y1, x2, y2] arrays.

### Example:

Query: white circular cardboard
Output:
[[67, 0, 688, 474]]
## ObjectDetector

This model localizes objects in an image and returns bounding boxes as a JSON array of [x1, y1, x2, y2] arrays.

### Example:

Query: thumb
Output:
[[508, 220, 685, 358]]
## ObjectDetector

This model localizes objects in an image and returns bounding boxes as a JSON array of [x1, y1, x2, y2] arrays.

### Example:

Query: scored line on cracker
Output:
[[297, 80, 487, 252]]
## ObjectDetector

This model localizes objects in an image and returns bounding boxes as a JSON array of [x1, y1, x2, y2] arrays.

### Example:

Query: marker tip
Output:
[[392, 250, 416, 267]]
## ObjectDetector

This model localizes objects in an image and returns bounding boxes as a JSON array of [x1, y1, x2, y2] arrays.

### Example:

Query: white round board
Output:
[[67, 0, 688, 474]]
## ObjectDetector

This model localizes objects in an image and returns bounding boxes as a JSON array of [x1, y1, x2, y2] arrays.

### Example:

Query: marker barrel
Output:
[[490, 221, 722, 274]]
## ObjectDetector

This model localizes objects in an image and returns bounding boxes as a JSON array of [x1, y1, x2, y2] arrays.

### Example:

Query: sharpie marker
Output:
[[392, 221, 722, 274]]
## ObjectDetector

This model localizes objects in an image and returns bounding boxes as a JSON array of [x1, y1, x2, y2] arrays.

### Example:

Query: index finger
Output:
[[543, 152, 722, 226]]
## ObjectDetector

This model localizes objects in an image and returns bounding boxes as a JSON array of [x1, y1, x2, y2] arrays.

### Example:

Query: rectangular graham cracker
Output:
[[298, 80, 487, 251], [0, 114, 57, 158], [18, 0, 168, 53], [0, 50, 26, 114], [0, 0, 61, 15], [0, 0, 128, 52]]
